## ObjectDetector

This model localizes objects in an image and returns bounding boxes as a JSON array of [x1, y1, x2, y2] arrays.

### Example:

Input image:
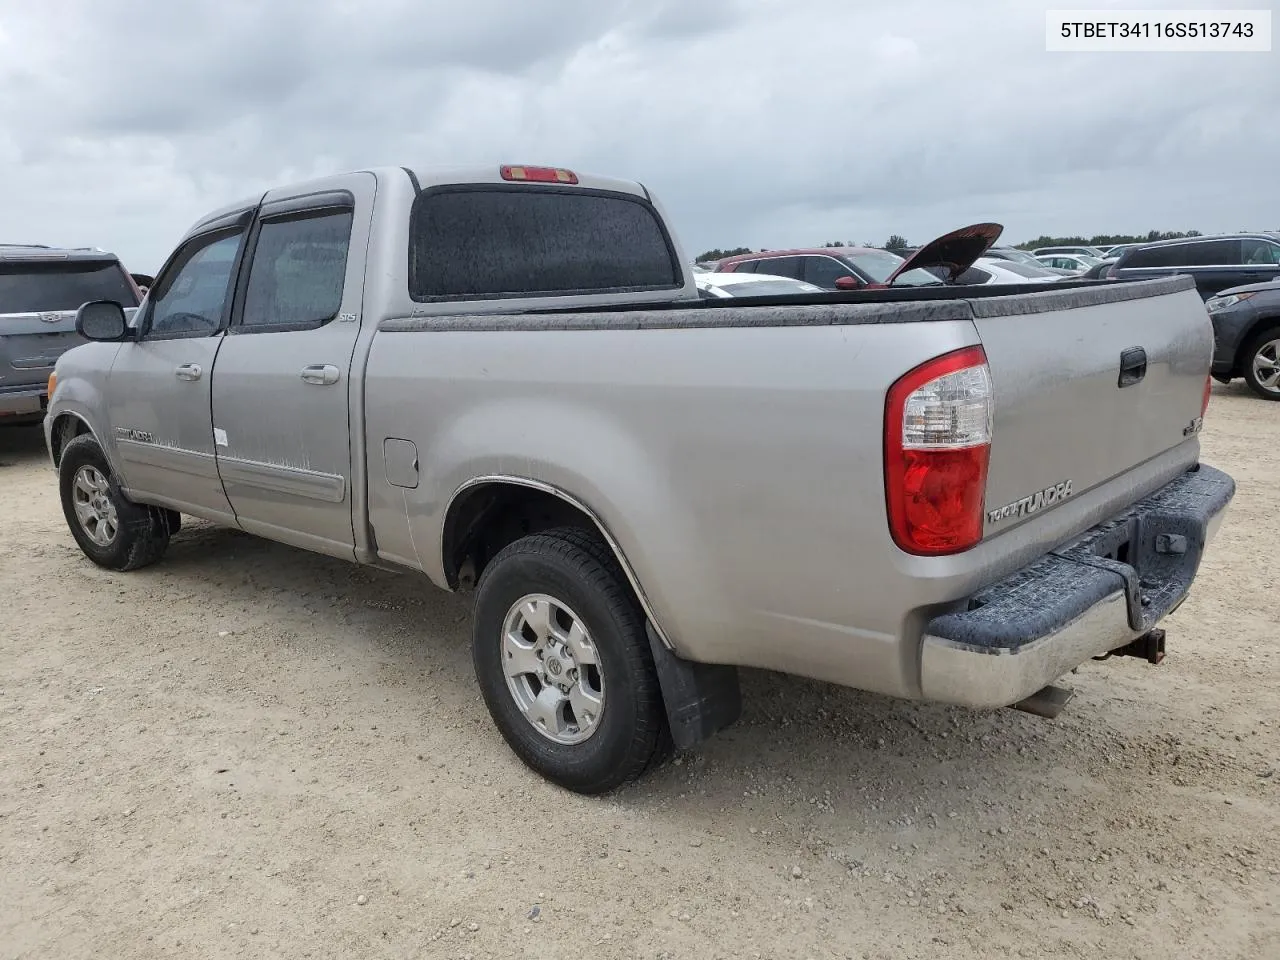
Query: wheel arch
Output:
[[1234, 315, 1280, 377], [441, 475, 675, 650], [49, 411, 99, 468]]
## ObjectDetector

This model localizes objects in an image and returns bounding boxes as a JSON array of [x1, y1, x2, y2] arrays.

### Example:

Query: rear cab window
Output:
[[408, 186, 682, 301], [0, 259, 139, 313]]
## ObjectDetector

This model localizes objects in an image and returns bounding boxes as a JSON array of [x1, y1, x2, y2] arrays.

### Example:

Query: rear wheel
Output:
[[471, 527, 669, 794], [58, 434, 171, 570], [1243, 328, 1280, 400]]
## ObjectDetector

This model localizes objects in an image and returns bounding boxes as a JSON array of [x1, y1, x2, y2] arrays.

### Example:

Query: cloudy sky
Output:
[[0, 0, 1274, 270]]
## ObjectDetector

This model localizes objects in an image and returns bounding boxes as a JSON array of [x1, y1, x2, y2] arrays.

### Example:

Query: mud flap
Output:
[[646, 623, 742, 751]]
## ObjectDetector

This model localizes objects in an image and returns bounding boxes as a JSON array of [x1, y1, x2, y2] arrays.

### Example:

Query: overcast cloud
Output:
[[0, 0, 1274, 270]]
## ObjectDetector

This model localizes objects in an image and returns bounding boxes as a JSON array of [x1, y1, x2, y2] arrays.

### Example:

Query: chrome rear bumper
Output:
[[920, 464, 1234, 710]]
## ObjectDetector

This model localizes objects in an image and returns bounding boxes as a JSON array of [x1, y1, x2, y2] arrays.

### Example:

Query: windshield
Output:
[[999, 249, 1041, 266], [845, 250, 940, 287], [0, 259, 138, 313]]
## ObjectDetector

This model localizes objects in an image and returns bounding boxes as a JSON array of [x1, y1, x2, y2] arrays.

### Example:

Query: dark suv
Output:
[[1, 245, 140, 425], [1204, 279, 1280, 400], [1110, 233, 1280, 300]]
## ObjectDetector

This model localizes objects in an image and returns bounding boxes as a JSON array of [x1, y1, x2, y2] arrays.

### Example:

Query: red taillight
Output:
[[1202, 374, 1212, 418], [500, 165, 579, 184], [884, 346, 993, 555]]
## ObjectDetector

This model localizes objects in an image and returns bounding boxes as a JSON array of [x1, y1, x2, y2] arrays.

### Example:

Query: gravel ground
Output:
[[1, 382, 1277, 960]]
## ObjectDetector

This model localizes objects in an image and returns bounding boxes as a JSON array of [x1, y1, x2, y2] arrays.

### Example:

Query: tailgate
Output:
[[972, 278, 1212, 538], [0, 311, 81, 387], [1, 255, 138, 388]]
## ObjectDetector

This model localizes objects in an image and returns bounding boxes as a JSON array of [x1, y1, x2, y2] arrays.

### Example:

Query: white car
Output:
[[695, 271, 825, 298], [1032, 245, 1106, 259], [1036, 253, 1102, 273], [966, 258, 1063, 284]]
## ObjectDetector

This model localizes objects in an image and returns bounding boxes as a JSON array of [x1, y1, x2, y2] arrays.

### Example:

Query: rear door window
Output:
[[1123, 245, 1189, 268], [240, 209, 353, 331], [749, 257, 803, 280], [1182, 239, 1242, 266], [409, 187, 681, 300], [0, 260, 139, 313]]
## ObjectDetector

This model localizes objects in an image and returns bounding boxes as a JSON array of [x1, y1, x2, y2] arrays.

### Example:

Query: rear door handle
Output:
[[1118, 347, 1147, 388], [175, 363, 202, 381], [300, 364, 341, 386]]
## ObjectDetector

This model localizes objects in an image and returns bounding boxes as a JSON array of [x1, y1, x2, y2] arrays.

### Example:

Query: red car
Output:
[[714, 224, 1004, 291]]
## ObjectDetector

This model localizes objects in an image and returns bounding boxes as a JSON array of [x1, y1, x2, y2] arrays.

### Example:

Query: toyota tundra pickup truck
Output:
[[45, 165, 1234, 794]]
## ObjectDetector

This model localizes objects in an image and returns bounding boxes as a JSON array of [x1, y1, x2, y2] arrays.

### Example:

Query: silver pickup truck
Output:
[[45, 165, 1235, 794]]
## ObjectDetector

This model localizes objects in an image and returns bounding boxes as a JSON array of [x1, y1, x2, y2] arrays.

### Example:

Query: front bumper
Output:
[[920, 464, 1235, 709]]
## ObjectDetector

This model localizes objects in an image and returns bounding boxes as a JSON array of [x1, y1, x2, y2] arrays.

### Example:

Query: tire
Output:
[[1242, 326, 1280, 401], [471, 526, 669, 794], [58, 434, 171, 571]]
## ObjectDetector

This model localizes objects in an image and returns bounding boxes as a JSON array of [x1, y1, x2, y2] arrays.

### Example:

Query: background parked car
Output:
[[714, 246, 941, 289], [1080, 259, 1118, 280], [1109, 233, 1280, 300], [1097, 243, 1137, 261], [1204, 278, 1280, 399], [1036, 253, 1102, 273], [695, 271, 824, 298], [1, 243, 140, 425], [1032, 244, 1106, 258], [966, 257, 1063, 284], [985, 247, 1077, 275]]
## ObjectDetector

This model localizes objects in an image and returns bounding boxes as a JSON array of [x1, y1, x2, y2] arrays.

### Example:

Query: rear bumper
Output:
[[920, 464, 1235, 709], [0, 387, 46, 417]]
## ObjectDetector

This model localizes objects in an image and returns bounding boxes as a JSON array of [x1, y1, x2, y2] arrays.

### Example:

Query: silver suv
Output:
[[1, 244, 140, 424]]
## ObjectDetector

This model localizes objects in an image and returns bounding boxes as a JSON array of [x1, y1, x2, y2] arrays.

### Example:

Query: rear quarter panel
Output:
[[364, 311, 981, 699]]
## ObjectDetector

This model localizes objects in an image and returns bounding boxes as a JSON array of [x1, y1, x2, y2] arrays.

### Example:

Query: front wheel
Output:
[[471, 527, 669, 794], [1243, 328, 1280, 400], [58, 434, 171, 571]]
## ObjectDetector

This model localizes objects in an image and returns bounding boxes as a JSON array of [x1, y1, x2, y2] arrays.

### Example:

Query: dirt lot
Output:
[[1, 384, 1277, 960]]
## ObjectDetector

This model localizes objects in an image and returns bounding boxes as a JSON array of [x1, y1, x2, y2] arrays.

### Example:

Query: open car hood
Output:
[[884, 222, 1004, 286]]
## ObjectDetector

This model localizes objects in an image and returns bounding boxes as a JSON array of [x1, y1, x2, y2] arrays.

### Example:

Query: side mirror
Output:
[[833, 275, 861, 290], [76, 300, 131, 342]]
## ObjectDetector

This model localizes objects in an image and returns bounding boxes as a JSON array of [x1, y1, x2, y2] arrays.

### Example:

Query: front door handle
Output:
[[300, 364, 341, 386], [175, 363, 202, 381]]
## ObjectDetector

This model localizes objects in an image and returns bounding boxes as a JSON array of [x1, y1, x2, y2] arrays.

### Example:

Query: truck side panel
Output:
[[364, 319, 982, 700]]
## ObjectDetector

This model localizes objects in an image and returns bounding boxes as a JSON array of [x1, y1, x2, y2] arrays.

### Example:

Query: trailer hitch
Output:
[[1094, 627, 1166, 665]]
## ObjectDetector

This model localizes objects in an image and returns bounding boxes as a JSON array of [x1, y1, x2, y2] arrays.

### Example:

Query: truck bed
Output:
[[368, 274, 1213, 700]]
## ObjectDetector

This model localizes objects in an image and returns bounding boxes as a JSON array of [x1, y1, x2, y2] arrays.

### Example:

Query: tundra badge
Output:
[[987, 480, 1073, 524]]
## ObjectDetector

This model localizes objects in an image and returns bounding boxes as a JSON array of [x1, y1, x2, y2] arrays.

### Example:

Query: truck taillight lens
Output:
[[884, 346, 992, 555]]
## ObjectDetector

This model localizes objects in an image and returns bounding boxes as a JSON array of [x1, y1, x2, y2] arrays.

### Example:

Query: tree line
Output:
[[694, 229, 1221, 263]]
